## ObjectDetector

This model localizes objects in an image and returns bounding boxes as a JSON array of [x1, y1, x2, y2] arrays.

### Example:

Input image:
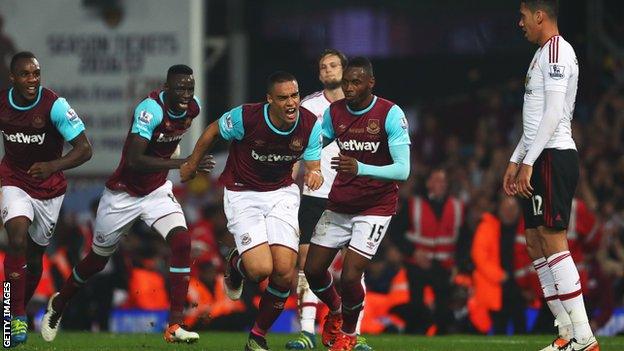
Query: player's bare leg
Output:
[[286, 243, 318, 349], [4, 217, 31, 345], [304, 244, 342, 347], [163, 226, 199, 343], [225, 243, 274, 300], [525, 228, 573, 351], [539, 227, 598, 351], [246, 245, 296, 351]]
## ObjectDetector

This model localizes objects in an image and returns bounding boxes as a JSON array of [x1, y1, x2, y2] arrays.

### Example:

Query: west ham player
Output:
[[286, 50, 371, 351], [503, 1, 598, 350], [180, 71, 322, 351], [41, 65, 213, 344], [304, 57, 410, 351], [0, 51, 92, 346]]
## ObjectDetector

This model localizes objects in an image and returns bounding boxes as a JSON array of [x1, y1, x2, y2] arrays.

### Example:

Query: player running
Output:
[[304, 57, 411, 351], [41, 65, 213, 344], [180, 71, 323, 351], [0, 51, 92, 346]]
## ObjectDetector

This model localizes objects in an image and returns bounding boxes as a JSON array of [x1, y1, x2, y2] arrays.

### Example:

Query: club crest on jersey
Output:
[[289, 137, 304, 152], [549, 64, 565, 80], [241, 233, 252, 246], [253, 139, 266, 147], [337, 124, 347, 132], [366, 119, 380, 134], [32, 114, 45, 128]]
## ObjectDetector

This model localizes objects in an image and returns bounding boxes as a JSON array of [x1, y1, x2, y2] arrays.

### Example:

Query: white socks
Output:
[[546, 251, 594, 344], [533, 257, 573, 339], [355, 274, 366, 335], [298, 270, 318, 334]]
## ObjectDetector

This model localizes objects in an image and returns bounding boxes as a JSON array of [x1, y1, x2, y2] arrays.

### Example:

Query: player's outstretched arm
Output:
[[125, 133, 214, 174], [335, 144, 410, 181], [28, 132, 92, 180], [180, 120, 221, 182]]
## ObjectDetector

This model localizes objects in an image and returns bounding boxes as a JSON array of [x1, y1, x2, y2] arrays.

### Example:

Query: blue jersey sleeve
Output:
[[385, 105, 411, 147], [303, 120, 322, 161], [321, 107, 335, 140], [130, 99, 164, 140], [357, 144, 410, 181], [50, 98, 86, 142], [193, 95, 202, 111], [218, 105, 245, 141]]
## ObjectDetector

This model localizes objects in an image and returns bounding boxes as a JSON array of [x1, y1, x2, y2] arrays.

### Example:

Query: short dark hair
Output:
[[10, 51, 37, 73], [346, 56, 374, 77], [319, 49, 348, 69], [167, 64, 193, 80], [521, 0, 558, 19], [267, 71, 297, 92]]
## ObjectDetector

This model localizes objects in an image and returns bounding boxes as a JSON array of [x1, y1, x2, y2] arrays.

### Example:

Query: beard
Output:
[[323, 79, 341, 90]]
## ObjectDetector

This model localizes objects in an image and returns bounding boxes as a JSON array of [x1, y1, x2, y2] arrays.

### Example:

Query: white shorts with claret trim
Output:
[[0, 186, 64, 246], [311, 210, 392, 259], [92, 180, 186, 256], [223, 184, 300, 254]]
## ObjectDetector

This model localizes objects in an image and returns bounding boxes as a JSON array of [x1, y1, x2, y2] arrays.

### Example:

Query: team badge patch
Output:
[[254, 139, 266, 147], [32, 114, 45, 128], [138, 110, 153, 125], [549, 64, 565, 80], [289, 137, 304, 152], [241, 233, 252, 246], [366, 119, 380, 134]]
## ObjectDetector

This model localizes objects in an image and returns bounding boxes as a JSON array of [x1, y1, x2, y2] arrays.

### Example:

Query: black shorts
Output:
[[298, 195, 328, 245], [521, 148, 579, 230]]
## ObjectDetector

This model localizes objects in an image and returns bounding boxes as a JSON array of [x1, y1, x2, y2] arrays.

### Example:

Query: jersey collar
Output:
[[8, 86, 43, 111], [346, 95, 377, 116], [263, 103, 299, 135]]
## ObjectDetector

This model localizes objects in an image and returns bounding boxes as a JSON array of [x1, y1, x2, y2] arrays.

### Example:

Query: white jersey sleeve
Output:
[[300, 91, 338, 198], [520, 36, 577, 158]]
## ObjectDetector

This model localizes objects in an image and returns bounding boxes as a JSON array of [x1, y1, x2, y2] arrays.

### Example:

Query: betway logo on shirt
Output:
[[251, 149, 296, 162], [337, 139, 380, 153], [1, 131, 46, 145], [156, 133, 184, 143]]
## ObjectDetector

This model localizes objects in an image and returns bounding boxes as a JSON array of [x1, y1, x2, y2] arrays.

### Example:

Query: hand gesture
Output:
[[503, 162, 519, 196], [331, 154, 358, 175], [304, 170, 323, 191], [515, 164, 534, 198], [27, 162, 57, 180], [197, 154, 216, 174]]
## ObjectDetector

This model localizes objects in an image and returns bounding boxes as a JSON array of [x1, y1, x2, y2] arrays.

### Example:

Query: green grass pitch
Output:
[[19, 332, 624, 350]]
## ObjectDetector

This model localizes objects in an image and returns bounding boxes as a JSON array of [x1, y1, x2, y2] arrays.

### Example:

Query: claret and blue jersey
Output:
[[0, 86, 86, 199], [322, 95, 411, 216], [217, 102, 322, 192]]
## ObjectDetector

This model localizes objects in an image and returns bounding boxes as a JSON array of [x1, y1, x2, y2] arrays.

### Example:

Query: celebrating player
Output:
[[503, 1, 598, 350], [41, 65, 213, 344], [304, 57, 411, 351], [0, 51, 92, 346], [180, 71, 323, 351]]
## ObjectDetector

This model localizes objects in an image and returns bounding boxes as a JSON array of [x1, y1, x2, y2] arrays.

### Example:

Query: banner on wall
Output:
[[0, 0, 204, 175]]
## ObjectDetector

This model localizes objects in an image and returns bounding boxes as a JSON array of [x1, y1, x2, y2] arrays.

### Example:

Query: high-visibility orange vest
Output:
[[185, 274, 246, 327], [405, 196, 463, 269], [471, 213, 506, 312], [361, 268, 410, 334], [126, 267, 169, 310]]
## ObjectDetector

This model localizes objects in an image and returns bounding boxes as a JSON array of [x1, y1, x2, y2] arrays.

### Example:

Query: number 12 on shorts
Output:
[[531, 195, 543, 215], [368, 224, 384, 242]]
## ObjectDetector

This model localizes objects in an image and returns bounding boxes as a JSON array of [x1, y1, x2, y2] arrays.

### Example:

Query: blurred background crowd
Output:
[[0, 0, 622, 337]]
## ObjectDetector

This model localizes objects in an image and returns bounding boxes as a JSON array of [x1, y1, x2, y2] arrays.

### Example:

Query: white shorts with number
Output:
[[93, 180, 186, 256], [223, 184, 300, 254], [0, 186, 65, 246], [311, 210, 392, 259]]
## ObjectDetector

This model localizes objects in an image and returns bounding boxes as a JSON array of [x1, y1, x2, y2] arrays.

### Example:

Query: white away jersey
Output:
[[522, 35, 577, 152], [301, 90, 339, 198]]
